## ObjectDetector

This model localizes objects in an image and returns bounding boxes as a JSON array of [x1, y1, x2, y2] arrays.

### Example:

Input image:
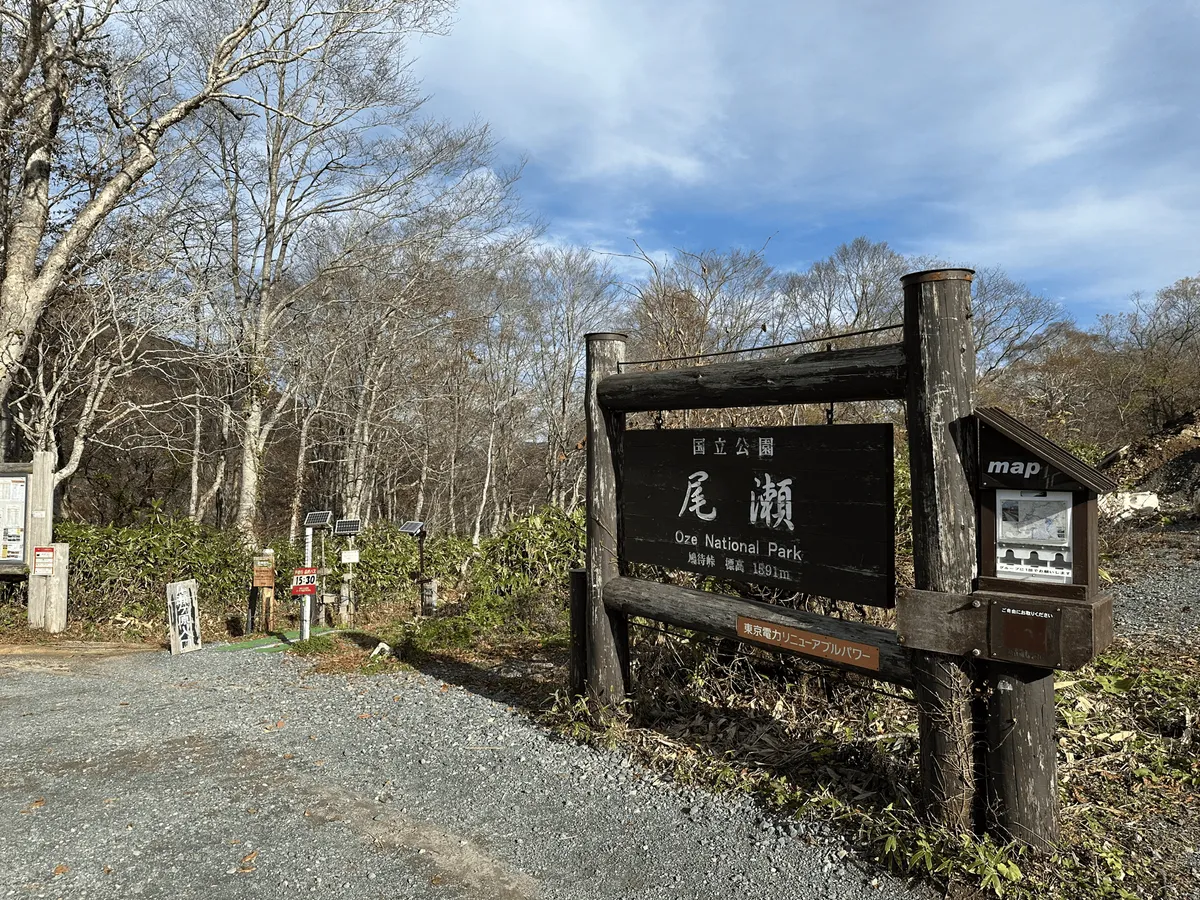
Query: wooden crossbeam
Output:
[[596, 342, 907, 412]]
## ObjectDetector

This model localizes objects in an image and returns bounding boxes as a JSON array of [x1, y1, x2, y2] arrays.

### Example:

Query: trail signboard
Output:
[[252, 556, 275, 588], [620, 425, 895, 607], [166, 579, 201, 655]]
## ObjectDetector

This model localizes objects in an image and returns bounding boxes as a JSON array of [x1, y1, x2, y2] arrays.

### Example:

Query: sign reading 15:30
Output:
[[291, 567, 318, 596]]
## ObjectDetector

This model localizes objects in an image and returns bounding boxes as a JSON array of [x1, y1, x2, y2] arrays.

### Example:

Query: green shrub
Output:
[[465, 506, 584, 633], [39, 507, 582, 639], [54, 517, 252, 625]]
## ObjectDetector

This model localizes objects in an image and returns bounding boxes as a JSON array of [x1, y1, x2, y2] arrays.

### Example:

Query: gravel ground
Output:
[[1110, 528, 1200, 646], [0, 646, 930, 900]]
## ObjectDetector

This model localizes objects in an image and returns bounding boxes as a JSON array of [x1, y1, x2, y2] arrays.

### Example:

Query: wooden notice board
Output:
[[621, 425, 895, 606]]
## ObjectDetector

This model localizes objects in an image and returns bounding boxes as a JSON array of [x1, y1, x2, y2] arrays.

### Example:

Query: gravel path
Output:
[[1111, 533, 1200, 646], [0, 646, 929, 900]]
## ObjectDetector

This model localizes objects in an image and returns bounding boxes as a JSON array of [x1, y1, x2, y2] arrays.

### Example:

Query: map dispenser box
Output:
[[974, 407, 1116, 603]]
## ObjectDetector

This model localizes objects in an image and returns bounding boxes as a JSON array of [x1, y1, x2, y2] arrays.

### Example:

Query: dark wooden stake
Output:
[[984, 662, 1059, 847], [585, 332, 629, 706], [902, 268, 979, 834], [568, 567, 587, 699]]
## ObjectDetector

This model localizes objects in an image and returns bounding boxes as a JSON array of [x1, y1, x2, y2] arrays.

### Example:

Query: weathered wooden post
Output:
[[584, 332, 629, 705], [26, 451, 54, 628], [983, 661, 1058, 845], [902, 268, 978, 832]]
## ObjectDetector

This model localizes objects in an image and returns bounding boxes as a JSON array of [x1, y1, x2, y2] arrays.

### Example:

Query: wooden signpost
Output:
[[576, 268, 1115, 850], [252, 553, 275, 633]]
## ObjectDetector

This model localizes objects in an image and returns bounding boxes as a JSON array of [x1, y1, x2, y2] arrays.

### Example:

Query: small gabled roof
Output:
[[975, 406, 1118, 494]]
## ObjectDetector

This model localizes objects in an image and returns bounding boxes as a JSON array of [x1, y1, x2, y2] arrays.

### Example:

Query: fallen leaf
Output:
[[241, 850, 258, 865], [53, 864, 68, 876], [313, 759, 325, 766], [282, 753, 294, 760], [238, 866, 257, 874], [102, 866, 112, 875], [440, 684, 449, 692], [430, 874, 444, 885], [357, 713, 372, 719], [246, 808, 258, 814]]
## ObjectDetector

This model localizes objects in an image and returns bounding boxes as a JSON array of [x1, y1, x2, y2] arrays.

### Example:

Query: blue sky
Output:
[[412, 0, 1200, 320]]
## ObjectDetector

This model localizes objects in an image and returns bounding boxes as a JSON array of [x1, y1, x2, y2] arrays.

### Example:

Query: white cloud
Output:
[[414, 0, 727, 183], [412, 0, 1200, 312]]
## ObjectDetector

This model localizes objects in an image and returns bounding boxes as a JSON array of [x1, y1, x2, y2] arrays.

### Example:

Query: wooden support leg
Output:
[[984, 663, 1059, 847], [902, 268, 980, 833], [585, 332, 629, 707], [912, 652, 976, 831]]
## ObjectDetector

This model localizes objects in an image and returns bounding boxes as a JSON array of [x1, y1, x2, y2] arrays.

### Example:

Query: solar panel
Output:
[[333, 518, 361, 536], [303, 510, 333, 528], [399, 521, 425, 535]]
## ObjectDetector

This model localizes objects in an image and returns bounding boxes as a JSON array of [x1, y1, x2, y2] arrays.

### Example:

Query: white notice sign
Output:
[[166, 579, 202, 655], [0, 476, 27, 562]]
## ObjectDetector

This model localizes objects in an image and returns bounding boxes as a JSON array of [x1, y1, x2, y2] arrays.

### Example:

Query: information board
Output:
[[995, 489, 1073, 584], [252, 556, 275, 588], [0, 476, 27, 563], [621, 425, 895, 606]]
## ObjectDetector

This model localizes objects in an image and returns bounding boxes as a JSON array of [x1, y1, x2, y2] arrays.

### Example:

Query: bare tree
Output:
[[779, 237, 908, 339], [625, 244, 777, 361], [6, 220, 196, 491], [969, 266, 1066, 379], [0, 0, 314, 400], [188, 0, 521, 543], [522, 247, 619, 510]]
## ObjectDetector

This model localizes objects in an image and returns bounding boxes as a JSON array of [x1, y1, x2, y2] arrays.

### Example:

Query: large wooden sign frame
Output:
[[576, 269, 1092, 850]]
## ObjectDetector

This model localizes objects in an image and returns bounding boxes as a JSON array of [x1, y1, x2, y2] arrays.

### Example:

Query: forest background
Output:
[[0, 0, 1197, 608]]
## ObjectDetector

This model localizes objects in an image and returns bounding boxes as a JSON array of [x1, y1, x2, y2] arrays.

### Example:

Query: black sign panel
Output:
[[621, 425, 895, 607], [979, 426, 1084, 492]]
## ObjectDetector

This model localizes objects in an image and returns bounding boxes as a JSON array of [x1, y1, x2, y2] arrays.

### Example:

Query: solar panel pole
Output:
[[301, 525, 314, 641]]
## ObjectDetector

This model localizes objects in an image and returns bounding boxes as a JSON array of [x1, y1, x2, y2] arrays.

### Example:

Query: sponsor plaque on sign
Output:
[[291, 567, 318, 596], [736, 615, 880, 671], [621, 425, 895, 606]]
